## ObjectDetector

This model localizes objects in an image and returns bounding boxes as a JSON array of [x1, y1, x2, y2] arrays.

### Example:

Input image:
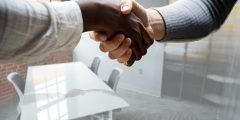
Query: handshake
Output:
[[75, 0, 165, 66]]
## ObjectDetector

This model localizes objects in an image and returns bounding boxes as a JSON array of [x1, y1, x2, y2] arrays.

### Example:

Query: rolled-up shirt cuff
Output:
[[154, 6, 180, 42], [153, 0, 220, 42], [51, 1, 83, 50]]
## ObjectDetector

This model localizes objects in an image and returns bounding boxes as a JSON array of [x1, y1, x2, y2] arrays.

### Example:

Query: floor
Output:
[[0, 89, 219, 120], [0, 96, 19, 120], [115, 89, 218, 120]]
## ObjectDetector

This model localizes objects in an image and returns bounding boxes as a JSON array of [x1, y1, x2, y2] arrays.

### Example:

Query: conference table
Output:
[[21, 62, 129, 120]]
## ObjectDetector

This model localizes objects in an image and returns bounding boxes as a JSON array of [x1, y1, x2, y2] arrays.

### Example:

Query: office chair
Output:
[[107, 68, 123, 91], [91, 68, 123, 119], [89, 56, 101, 75]]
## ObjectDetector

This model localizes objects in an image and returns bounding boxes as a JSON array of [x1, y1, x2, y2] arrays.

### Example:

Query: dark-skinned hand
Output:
[[75, 0, 154, 66]]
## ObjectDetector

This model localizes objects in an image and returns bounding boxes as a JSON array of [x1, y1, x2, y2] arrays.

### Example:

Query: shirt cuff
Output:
[[154, 0, 216, 42], [154, 6, 177, 41], [51, 1, 83, 50]]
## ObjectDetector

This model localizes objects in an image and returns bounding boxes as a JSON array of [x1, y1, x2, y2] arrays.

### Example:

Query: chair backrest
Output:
[[7, 72, 25, 96], [89, 56, 101, 75], [108, 68, 123, 91], [7, 72, 25, 119]]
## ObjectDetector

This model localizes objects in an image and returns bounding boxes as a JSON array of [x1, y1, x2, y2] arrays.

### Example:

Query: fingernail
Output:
[[121, 5, 129, 11]]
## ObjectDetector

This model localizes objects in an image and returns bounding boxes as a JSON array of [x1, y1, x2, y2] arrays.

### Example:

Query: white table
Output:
[[21, 62, 128, 120]]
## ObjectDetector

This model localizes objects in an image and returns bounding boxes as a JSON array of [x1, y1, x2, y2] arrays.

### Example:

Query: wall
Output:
[[0, 50, 73, 100], [217, 3, 240, 120], [73, 0, 168, 97], [74, 34, 164, 97]]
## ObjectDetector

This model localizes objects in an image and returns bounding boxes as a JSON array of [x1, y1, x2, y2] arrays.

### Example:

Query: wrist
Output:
[[146, 9, 166, 41], [75, 0, 99, 32]]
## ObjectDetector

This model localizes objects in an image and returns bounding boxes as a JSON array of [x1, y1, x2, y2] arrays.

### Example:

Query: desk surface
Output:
[[21, 62, 128, 120]]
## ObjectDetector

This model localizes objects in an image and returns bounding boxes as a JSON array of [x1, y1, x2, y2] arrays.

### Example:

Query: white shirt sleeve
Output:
[[0, 0, 83, 63]]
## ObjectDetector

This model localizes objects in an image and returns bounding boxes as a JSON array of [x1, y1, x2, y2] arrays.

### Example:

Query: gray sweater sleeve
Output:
[[155, 0, 237, 41]]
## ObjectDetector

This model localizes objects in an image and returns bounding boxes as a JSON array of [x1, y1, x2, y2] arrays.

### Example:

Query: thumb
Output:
[[120, 0, 149, 27], [120, 0, 133, 14]]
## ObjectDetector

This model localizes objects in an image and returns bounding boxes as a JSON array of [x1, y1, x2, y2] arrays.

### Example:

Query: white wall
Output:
[[73, 33, 164, 96], [73, 0, 167, 97]]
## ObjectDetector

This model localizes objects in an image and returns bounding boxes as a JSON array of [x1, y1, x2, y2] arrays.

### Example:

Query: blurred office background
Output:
[[1, 0, 240, 120], [74, 0, 240, 119]]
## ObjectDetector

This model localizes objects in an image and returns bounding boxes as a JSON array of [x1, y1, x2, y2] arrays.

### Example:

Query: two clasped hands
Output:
[[76, 0, 165, 66]]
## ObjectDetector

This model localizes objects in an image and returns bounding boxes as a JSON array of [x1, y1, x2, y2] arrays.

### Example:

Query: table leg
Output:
[[89, 111, 113, 120], [103, 111, 113, 120]]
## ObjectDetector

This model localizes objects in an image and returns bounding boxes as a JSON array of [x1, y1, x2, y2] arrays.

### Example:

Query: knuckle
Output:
[[99, 44, 106, 52], [114, 34, 124, 43], [108, 53, 116, 60], [125, 52, 132, 61], [111, 49, 120, 58], [113, 39, 121, 46], [117, 58, 124, 63]]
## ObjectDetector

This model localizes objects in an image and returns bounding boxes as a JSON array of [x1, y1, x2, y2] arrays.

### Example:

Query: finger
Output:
[[132, 3, 149, 27], [120, 0, 133, 14], [120, 0, 148, 27], [141, 26, 154, 49], [125, 54, 137, 66], [89, 31, 107, 42], [108, 38, 131, 59], [99, 34, 125, 52], [117, 48, 132, 63]]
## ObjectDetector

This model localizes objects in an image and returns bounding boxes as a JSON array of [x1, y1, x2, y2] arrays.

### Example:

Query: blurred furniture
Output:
[[104, 68, 123, 114], [7, 72, 25, 120], [21, 62, 128, 120], [106, 68, 123, 91], [89, 56, 101, 75], [90, 68, 123, 120]]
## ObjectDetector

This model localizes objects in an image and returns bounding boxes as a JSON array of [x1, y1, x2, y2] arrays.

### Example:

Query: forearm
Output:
[[0, 0, 83, 62], [154, 0, 237, 41]]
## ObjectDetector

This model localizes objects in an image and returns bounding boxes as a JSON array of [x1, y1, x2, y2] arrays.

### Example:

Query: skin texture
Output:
[[76, 0, 154, 66], [91, 0, 164, 66]]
